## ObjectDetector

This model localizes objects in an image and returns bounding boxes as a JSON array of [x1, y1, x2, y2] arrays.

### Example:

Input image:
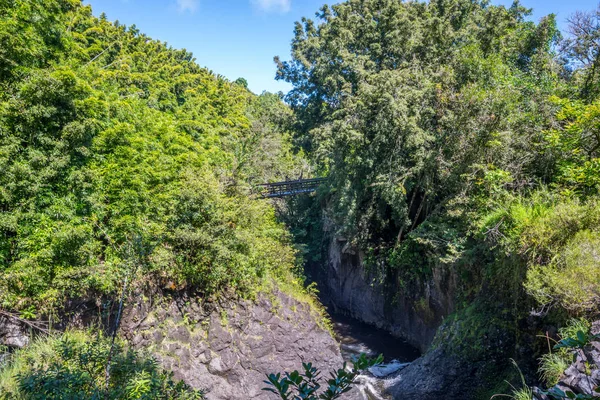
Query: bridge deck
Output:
[[259, 177, 327, 198]]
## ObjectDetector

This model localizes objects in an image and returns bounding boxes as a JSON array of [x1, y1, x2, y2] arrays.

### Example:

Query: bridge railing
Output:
[[258, 177, 327, 198]]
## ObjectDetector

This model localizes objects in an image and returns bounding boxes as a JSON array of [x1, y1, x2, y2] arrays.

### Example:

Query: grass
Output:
[[511, 387, 534, 400], [538, 352, 569, 386], [0, 332, 69, 398], [559, 318, 591, 339], [266, 275, 334, 335], [491, 359, 533, 400], [535, 318, 591, 388]]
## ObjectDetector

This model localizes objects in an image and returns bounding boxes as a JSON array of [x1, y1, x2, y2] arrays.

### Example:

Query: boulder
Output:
[[0, 315, 28, 348]]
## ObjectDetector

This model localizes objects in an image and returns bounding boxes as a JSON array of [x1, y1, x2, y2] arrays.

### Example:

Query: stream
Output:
[[330, 313, 421, 400]]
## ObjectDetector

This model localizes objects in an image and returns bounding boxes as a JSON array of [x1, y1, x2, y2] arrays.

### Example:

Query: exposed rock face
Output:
[[382, 348, 479, 400], [0, 315, 29, 348], [315, 237, 503, 400], [534, 321, 600, 399], [120, 289, 343, 399], [0, 289, 343, 399], [316, 238, 456, 352]]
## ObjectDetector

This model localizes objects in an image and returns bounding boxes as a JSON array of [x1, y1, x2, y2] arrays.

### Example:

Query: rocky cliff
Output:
[[313, 236, 514, 400], [121, 289, 343, 399], [316, 237, 456, 352], [533, 321, 600, 400], [0, 288, 343, 400]]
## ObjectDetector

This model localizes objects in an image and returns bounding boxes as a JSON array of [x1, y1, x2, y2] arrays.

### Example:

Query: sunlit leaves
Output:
[[264, 354, 384, 400], [0, 0, 302, 313]]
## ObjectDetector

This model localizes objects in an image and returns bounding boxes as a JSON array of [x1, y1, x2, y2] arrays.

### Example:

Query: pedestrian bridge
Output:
[[258, 178, 327, 198]]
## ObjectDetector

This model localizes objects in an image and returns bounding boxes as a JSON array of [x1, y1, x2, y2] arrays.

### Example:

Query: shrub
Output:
[[0, 0, 306, 316], [0, 331, 204, 400], [525, 230, 600, 313], [483, 196, 600, 315], [263, 354, 383, 400]]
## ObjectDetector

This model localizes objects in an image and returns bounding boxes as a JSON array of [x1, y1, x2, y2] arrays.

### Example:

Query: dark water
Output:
[[330, 313, 421, 363]]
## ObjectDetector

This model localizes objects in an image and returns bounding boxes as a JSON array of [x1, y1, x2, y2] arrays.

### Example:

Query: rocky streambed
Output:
[[330, 313, 421, 400]]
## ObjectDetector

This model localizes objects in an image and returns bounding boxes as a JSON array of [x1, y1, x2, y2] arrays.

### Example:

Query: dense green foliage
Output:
[[278, 0, 600, 318], [277, 0, 562, 249], [276, 0, 600, 395], [0, 0, 305, 316], [2, 0, 600, 398], [264, 354, 383, 400], [0, 331, 204, 399]]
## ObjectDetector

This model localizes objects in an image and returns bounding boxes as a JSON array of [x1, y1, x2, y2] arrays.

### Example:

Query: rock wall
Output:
[[0, 289, 343, 400], [120, 289, 343, 400], [316, 237, 456, 352], [382, 347, 484, 400]]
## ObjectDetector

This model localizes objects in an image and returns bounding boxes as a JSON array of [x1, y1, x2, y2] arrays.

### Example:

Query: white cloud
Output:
[[177, 0, 199, 13], [251, 0, 291, 13]]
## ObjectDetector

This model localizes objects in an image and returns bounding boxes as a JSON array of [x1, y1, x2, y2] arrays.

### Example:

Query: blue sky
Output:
[[85, 0, 598, 94]]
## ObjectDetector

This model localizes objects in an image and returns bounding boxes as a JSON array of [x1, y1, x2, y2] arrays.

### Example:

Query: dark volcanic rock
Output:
[[533, 330, 600, 400], [121, 290, 343, 400], [0, 315, 29, 348], [383, 348, 479, 400], [314, 237, 456, 352]]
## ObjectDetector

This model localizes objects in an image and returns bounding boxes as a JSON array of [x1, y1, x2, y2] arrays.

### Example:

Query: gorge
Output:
[[1, 0, 600, 399]]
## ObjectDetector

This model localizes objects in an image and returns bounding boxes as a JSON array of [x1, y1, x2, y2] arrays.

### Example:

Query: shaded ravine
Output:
[[331, 313, 421, 363], [329, 312, 421, 400]]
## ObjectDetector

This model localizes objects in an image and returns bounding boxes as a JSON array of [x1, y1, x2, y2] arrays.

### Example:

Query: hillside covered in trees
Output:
[[0, 0, 309, 313], [0, 1, 323, 398], [1, 0, 600, 399], [276, 0, 600, 398]]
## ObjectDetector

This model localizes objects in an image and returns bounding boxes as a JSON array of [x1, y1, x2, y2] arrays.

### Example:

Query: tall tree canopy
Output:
[[277, 0, 600, 325], [0, 0, 303, 314], [276, 0, 563, 250]]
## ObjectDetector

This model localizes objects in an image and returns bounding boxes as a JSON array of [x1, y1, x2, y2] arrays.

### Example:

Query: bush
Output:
[[0, 0, 306, 316], [264, 354, 383, 400], [525, 230, 600, 314], [0, 331, 204, 400], [482, 195, 600, 315]]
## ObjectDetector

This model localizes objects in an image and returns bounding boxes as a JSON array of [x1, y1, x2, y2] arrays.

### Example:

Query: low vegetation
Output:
[[264, 354, 383, 400], [538, 352, 569, 387], [0, 330, 204, 399], [481, 195, 600, 314]]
